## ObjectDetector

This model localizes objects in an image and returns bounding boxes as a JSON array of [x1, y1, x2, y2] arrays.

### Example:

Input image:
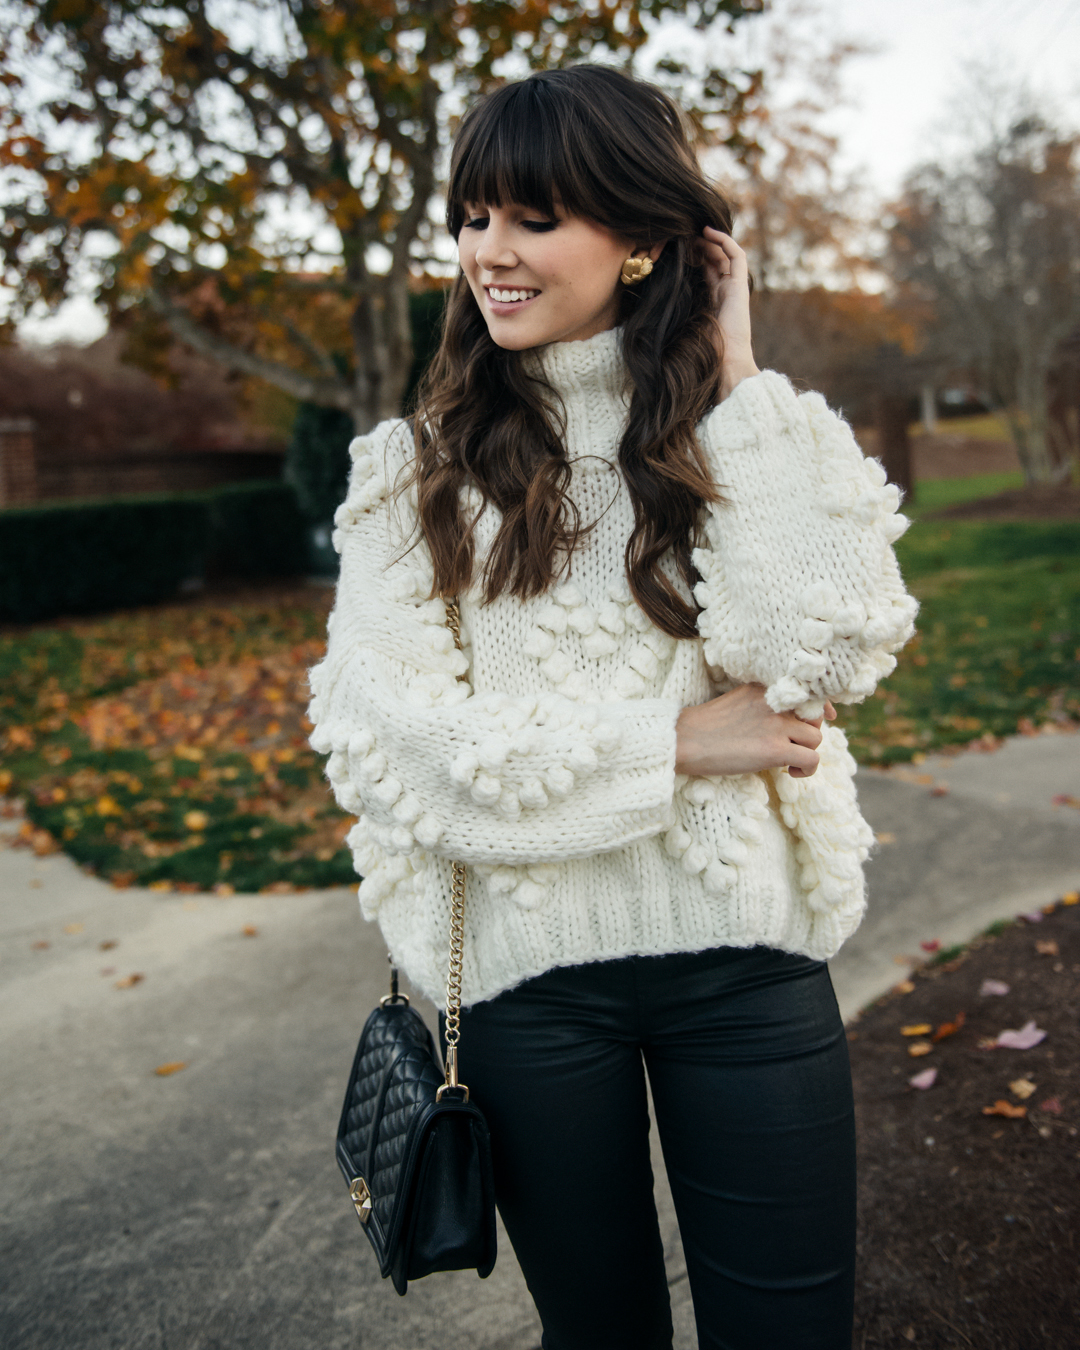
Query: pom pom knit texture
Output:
[[308, 328, 917, 1007]]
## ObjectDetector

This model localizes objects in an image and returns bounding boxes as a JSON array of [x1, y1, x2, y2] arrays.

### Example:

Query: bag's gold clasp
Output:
[[349, 1176, 373, 1224]]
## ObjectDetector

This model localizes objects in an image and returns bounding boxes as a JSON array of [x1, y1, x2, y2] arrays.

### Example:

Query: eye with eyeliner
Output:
[[462, 212, 557, 232]]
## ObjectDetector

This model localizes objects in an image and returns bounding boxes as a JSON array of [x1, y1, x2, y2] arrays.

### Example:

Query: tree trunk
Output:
[[920, 383, 937, 434], [873, 393, 914, 501]]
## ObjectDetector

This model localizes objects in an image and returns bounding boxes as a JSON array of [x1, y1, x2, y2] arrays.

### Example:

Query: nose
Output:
[[473, 219, 518, 276]]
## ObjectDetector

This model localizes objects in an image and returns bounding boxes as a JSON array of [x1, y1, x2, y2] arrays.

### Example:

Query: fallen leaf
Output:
[[183, 809, 209, 832], [909, 1067, 937, 1090], [241, 924, 258, 937], [875, 831, 897, 845], [1035, 939, 1059, 957], [932, 1011, 966, 1042], [148, 880, 173, 892], [63, 922, 84, 935], [893, 979, 915, 994], [929, 785, 949, 797], [982, 1099, 1027, 1118], [212, 882, 235, 896], [99, 939, 118, 951], [114, 973, 145, 989], [920, 939, 941, 953], [996, 1021, 1047, 1050], [1010, 1078, 1036, 1100], [1062, 891, 1079, 906], [1051, 794, 1080, 809], [901, 1023, 933, 1036], [979, 979, 1010, 997], [31, 940, 50, 950], [1038, 1098, 1062, 1115], [976, 1036, 999, 1050], [154, 1061, 187, 1077], [908, 1041, 933, 1057]]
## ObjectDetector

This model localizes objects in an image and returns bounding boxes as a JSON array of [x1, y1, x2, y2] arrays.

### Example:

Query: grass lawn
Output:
[[1, 480, 1077, 888], [904, 471, 1025, 518]]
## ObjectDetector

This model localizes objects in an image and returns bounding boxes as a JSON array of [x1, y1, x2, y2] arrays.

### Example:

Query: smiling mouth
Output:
[[485, 287, 541, 305]]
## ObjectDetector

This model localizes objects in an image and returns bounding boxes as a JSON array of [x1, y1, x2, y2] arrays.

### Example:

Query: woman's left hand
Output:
[[698, 226, 759, 400]]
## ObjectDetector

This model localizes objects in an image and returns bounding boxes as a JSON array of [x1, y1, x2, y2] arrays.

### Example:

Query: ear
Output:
[[646, 240, 667, 264]]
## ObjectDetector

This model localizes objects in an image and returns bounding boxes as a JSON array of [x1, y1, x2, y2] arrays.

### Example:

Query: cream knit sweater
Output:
[[308, 327, 917, 1006]]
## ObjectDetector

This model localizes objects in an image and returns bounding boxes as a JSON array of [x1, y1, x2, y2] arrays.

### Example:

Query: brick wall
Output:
[[0, 419, 38, 506]]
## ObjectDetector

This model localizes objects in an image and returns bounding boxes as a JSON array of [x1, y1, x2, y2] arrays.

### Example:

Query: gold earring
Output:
[[620, 255, 654, 287]]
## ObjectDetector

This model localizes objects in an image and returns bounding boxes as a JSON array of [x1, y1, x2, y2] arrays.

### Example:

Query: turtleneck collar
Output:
[[525, 326, 629, 406]]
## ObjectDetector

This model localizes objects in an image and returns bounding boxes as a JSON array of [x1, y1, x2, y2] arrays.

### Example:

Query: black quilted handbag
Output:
[[335, 598, 497, 1295]]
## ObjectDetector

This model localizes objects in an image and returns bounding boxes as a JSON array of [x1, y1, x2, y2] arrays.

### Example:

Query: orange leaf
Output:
[[154, 1061, 187, 1077], [241, 924, 258, 937], [981, 1099, 1026, 1118], [901, 1023, 933, 1037], [115, 973, 145, 989], [932, 1011, 966, 1042]]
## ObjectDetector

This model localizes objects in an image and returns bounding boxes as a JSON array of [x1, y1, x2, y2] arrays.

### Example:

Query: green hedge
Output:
[[205, 481, 307, 580], [0, 481, 307, 623]]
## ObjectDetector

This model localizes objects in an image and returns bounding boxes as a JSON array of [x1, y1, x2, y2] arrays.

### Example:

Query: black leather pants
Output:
[[452, 945, 856, 1350]]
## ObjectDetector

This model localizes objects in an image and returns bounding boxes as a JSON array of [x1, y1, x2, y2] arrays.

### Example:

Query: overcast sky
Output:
[[11, 0, 1080, 344]]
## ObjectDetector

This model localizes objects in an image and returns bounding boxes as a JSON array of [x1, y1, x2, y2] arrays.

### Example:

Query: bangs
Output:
[[446, 81, 593, 235]]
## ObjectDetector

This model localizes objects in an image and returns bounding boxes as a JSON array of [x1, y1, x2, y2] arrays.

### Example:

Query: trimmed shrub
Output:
[[205, 481, 307, 579], [0, 481, 308, 622], [0, 494, 209, 623]]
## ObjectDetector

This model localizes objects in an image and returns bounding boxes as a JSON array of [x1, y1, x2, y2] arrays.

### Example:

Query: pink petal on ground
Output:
[[996, 1020, 1047, 1050], [1021, 911, 1044, 923], [979, 979, 1011, 997], [909, 1068, 938, 1090], [1038, 1098, 1062, 1115], [919, 939, 941, 953]]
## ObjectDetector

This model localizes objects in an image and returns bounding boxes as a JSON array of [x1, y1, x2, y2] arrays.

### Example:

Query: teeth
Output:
[[489, 289, 538, 303]]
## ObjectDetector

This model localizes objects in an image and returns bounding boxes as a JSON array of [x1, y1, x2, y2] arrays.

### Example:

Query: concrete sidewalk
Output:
[[1, 730, 1077, 1350]]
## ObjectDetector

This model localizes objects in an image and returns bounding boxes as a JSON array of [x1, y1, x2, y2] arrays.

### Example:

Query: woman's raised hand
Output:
[[675, 684, 837, 780], [698, 226, 760, 400]]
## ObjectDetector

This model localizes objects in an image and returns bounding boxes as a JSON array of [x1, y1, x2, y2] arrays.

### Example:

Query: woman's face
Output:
[[458, 201, 641, 349]]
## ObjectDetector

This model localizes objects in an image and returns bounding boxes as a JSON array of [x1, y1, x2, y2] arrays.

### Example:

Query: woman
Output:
[[309, 65, 916, 1350]]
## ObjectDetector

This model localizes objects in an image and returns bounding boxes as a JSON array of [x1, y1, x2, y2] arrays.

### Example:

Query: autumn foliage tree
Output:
[[1, 0, 764, 435], [885, 78, 1080, 485]]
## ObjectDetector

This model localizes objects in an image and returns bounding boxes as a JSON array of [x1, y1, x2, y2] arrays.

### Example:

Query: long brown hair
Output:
[[402, 65, 735, 639]]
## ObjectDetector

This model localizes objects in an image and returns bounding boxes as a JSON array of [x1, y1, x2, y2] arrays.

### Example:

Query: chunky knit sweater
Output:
[[308, 326, 918, 1007]]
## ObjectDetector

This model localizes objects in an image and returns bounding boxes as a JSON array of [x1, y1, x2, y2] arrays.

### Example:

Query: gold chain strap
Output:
[[438, 597, 468, 1099]]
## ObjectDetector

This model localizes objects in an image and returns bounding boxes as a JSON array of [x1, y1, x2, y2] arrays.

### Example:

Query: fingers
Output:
[[785, 744, 820, 778], [784, 715, 823, 751], [702, 227, 747, 273]]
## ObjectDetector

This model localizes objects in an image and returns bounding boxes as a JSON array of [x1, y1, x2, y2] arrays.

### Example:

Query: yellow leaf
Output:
[[907, 1041, 933, 1057], [115, 972, 145, 989], [1010, 1078, 1036, 1100], [154, 1061, 187, 1077], [901, 1023, 933, 1037], [1062, 891, 1079, 905], [183, 810, 210, 832], [95, 795, 123, 817]]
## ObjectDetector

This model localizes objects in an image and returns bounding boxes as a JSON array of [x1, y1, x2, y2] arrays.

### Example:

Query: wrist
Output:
[[720, 359, 760, 402]]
